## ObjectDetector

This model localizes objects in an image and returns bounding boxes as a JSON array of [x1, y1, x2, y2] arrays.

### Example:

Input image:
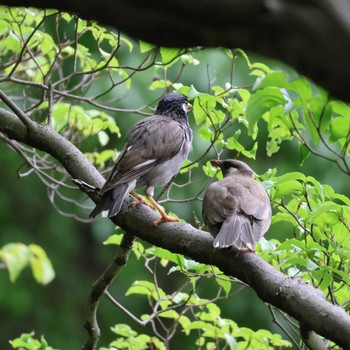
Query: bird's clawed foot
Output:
[[130, 191, 154, 209], [152, 214, 179, 226], [146, 196, 179, 226], [129, 192, 179, 225]]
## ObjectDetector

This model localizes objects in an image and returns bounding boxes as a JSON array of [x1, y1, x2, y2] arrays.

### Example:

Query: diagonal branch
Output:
[[1, 106, 350, 349], [0, 90, 35, 129]]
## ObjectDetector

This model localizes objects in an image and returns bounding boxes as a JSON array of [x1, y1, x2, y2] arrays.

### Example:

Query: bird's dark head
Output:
[[156, 92, 192, 121], [210, 159, 255, 177]]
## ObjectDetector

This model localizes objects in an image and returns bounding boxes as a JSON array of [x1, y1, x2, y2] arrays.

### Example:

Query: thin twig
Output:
[[0, 90, 35, 129]]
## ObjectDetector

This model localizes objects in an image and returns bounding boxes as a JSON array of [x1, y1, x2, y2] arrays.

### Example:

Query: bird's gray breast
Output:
[[138, 124, 192, 188]]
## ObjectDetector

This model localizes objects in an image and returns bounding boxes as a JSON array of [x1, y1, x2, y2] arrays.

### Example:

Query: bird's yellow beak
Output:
[[187, 103, 193, 111]]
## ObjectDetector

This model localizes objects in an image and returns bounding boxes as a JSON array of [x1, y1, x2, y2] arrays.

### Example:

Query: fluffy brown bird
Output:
[[202, 159, 271, 252]]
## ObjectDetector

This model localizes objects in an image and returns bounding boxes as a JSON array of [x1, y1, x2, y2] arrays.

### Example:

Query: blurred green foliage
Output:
[[0, 6, 349, 350]]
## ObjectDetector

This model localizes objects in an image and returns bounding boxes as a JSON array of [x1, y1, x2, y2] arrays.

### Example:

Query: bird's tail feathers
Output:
[[89, 184, 129, 218], [213, 214, 255, 251], [239, 219, 255, 251], [213, 215, 240, 249]]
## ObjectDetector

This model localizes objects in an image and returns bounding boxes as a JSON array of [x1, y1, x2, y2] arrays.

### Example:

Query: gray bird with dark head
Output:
[[202, 159, 272, 252], [90, 92, 193, 225]]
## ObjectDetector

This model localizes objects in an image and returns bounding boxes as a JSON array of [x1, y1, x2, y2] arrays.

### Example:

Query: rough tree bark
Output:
[[1, 105, 350, 349], [1, 0, 350, 102]]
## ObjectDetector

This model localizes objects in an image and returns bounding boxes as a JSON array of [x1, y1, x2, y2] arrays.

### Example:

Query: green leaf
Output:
[[179, 159, 198, 174], [246, 87, 286, 135], [306, 202, 340, 224], [110, 324, 137, 337], [176, 84, 201, 99], [332, 268, 350, 284], [152, 247, 184, 266], [226, 136, 245, 152], [272, 180, 304, 200], [215, 277, 231, 296], [181, 53, 200, 66], [0, 243, 30, 282], [121, 36, 133, 52], [29, 244, 55, 285], [329, 116, 350, 143], [253, 71, 287, 91], [10, 332, 56, 350], [275, 172, 306, 184], [0, 243, 54, 285], [149, 79, 173, 91], [203, 160, 220, 178], [126, 280, 155, 297], [308, 94, 328, 126], [249, 62, 272, 74], [198, 125, 214, 142], [330, 100, 350, 117], [303, 107, 320, 144], [224, 334, 238, 350], [288, 76, 313, 101], [193, 94, 220, 125], [314, 268, 333, 290], [151, 336, 166, 350], [98, 130, 109, 146], [139, 40, 155, 52], [186, 320, 217, 332], [159, 310, 179, 319], [103, 234, 123, 245], [178, 315, 191, 333], [160, 47, 182, 65], [333, 193, 350, 206], [299, 143, 310, 165], [271, 212, 297, 226]]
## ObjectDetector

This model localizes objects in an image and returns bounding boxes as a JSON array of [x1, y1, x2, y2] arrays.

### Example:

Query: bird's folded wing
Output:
[[202, 182, 237, 225], [101, 116, 189, 193], [205, 176, 270, 222], [224, 176, 271, 220]]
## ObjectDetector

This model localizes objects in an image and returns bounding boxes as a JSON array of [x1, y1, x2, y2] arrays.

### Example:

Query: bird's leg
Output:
[[130, 191, 154, 208], [147, 197, 179, 226]]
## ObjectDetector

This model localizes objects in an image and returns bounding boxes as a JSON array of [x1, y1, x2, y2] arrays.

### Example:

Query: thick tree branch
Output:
[[1, 0, 350, 102], [0, 107, 103, 188], [1, 107, 350, 348]]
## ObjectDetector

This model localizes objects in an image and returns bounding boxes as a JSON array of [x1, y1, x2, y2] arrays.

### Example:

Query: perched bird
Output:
[[90, 92, 193, 225], [202, 159, 271, 252]]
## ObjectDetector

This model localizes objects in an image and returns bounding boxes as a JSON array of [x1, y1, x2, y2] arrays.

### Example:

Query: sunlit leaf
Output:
[[29, 244, 55, 285], [0, 243, 30, 282], [246, 87, 286, 135], [103, 234, 123, 245]]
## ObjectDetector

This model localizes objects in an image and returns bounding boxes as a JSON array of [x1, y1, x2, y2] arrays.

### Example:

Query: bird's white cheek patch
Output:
[[182, 103, 188, 113]]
